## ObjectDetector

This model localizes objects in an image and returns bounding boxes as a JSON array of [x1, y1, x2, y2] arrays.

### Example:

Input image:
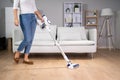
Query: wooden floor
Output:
[[0, 49, 120, 80]]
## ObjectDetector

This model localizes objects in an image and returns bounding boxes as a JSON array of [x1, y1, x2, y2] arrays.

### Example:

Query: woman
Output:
[[13, 0, 44, 64]]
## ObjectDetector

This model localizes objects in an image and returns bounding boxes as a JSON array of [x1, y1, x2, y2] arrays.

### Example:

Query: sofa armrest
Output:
[[88, 28, 97, 44], [12, 27, 23, 52], [12, 27, 23, 43]]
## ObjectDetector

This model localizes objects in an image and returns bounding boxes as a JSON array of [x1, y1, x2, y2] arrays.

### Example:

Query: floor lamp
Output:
[[98, 8, 114, 50]]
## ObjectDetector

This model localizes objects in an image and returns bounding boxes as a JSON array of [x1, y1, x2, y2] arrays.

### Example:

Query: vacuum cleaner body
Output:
[[37, 14, 79, 69]]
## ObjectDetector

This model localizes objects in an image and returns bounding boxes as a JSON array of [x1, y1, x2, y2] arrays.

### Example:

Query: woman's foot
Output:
[[23, 59, 33, 65], [23, 54, 33, 65], [14, 51, 20, 64]]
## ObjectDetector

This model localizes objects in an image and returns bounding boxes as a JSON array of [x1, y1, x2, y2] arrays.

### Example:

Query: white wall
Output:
[[0, 0, 120, 48]]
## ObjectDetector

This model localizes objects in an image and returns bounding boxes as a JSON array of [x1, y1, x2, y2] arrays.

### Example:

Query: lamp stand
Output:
[[98, 17, 114, 50]]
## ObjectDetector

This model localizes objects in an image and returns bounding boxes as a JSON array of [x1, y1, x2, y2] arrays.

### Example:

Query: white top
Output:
[[13, 0, 37, 14]]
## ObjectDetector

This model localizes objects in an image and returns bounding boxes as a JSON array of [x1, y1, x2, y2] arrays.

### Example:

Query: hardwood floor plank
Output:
[[0, 49, 120, 80]]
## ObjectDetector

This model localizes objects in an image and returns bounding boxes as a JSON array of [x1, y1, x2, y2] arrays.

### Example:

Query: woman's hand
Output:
[[35, 10, 44, 22], [40, 18, 44, 23], [13, 9, 19, 26], [14, 19, 19, 26]]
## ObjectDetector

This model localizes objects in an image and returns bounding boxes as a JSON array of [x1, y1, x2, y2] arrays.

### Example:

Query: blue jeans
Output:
[[17, 13, 37, 54]]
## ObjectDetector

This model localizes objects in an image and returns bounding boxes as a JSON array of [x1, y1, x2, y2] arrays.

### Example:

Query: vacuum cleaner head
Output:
[[67, 62, 79, 69]]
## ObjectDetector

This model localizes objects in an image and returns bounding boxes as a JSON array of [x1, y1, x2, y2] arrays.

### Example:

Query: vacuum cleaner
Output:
[[37, 14, 79, 69]]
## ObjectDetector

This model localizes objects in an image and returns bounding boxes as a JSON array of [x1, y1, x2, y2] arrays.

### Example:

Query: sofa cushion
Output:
[[33, 40, 55, 46], [15, 40, 55, 46], [58, 40, 95, 46], [34, 33, 53, 41], [57, 27, 87, 41], [59, 32, 81, 41], [34, 25, 56, 41], [79, 27, 87, 40], [15, 40, 95, 46]]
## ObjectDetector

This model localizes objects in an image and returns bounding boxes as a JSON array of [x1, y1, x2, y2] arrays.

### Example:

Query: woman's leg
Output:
[[15, 14, 36, 63], [24, 14, 37, 61]]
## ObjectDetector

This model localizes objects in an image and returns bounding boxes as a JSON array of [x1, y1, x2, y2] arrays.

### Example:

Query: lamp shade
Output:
[[101, 8, 113, 16]]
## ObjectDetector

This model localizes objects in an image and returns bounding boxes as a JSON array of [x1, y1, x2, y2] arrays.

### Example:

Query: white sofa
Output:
[[12, 25, 97, 57]]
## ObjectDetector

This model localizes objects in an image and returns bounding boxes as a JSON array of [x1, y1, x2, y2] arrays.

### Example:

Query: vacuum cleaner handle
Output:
[[37, 15, 79, 69]]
